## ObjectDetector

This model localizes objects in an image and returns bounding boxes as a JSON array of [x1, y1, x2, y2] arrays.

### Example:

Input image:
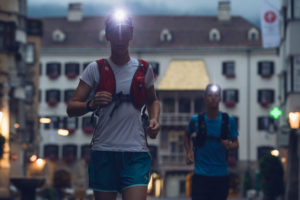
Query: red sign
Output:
[[11, 152, 17, 161], [264, 11, 276, 24]]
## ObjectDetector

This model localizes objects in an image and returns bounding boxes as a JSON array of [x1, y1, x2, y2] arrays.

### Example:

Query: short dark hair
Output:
[[204, 84, 222, 96]]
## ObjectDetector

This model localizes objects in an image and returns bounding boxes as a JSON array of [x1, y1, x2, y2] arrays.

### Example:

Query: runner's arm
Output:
[[66, 80, 93, 117]]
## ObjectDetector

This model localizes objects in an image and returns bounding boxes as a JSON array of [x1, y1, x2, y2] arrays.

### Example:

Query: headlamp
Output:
[[205, 84, 221, 96], [210, 85, 219, 93], [113, 9, 126, 24], [107, 9, 132, 28]]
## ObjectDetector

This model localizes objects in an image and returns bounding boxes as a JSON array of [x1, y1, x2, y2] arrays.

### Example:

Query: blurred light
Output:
[[147, 175, 153, 191], [14, 123, 20, 129], [0, 111, 3, 122], [269, 107, 282, 119], [155, 179, 161, 197], [40, 117, 51, 124], [29, 155, 37, 162], [281, 157, 286, 163], [36, 158, 46, 168], [113, 9, 126, 23], [288, 112, 300, 129], [58, 129, 69, 136], [271, 149, 280, 157]]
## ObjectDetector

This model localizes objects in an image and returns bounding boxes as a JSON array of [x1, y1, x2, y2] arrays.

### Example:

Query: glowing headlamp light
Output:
[[109, 9, 132, 27], [114, 9, 126, 23], [210, 85, 219, 93]]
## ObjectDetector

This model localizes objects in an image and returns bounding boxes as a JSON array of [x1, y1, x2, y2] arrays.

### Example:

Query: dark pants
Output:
[[192, 174, 229, 200]]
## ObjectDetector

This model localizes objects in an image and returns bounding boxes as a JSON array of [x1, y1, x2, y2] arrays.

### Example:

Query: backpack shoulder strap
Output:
[[96, 59, 115, 95], [221, 112, 230, 140], [130, 59, 149, 109]]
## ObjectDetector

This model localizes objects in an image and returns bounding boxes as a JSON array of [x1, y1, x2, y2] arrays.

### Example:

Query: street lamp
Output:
[[288, 112, 300, 129]]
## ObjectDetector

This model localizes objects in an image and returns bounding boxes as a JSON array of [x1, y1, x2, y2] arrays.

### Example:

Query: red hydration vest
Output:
[[96, 59, 149, 115]]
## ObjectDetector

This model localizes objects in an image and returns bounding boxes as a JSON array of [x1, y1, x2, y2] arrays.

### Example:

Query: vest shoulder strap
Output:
[[96, 59, 116, 95]]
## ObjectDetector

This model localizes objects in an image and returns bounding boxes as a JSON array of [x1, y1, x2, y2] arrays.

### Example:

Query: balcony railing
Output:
[[160, 154, 186, 165], [160, 113, 192, 126]]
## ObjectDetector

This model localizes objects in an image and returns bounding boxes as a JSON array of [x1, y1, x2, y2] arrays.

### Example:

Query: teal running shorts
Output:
[[89, 151, 151, 192]]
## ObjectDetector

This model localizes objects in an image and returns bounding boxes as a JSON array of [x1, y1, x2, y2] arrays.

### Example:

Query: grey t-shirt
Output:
[[80, 57, 155, 152]]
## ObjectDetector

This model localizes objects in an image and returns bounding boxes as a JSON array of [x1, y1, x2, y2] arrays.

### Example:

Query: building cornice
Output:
[[41, 46, 277, 56]]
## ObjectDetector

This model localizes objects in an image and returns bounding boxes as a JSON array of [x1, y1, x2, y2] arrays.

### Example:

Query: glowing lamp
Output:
[[288, 112, 300, 129], [58, 129, 69, 136], [40, 118, 51, 124], [271, 149, 279, 157]]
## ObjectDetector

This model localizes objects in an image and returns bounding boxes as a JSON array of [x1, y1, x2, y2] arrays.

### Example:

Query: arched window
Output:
[[160, 29, 172, 42], [248, 28, 259, 41], [52, 29, 66, 42], [98, 29, 106, 43], [209, 28, 221, 42]]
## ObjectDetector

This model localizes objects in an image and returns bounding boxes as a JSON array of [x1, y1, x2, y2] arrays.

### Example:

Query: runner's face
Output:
[[205, 92, 221, 108], [106, 25, 133, 51]]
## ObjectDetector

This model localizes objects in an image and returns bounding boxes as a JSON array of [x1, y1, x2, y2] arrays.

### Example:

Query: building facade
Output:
[[279, 0, 300, 199], [0, 0, 43, 198], [39, 2, 280, 198]]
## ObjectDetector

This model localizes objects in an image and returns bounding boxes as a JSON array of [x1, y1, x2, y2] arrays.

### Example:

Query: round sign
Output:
[[264, 11, 276, 24]]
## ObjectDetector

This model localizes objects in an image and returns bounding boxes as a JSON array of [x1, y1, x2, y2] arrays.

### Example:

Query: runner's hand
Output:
[[90, 91, 112, 109], [221, 139, 233, 150], [147, 119, 160, 139], [186, 150, 194, 165]]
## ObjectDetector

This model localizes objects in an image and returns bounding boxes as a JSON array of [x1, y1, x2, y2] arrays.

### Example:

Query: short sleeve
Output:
[[186, 115, 198, 136], [229, 115, 239, 139], [145, 64, 155, 89], [80, 61, 99, 89]]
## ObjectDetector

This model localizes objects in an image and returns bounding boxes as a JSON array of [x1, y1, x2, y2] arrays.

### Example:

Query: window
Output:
[[0, 21, 17, 52], [62, 144, 77, 164], [24, 121, 34, 143], [258, 61, 274, 77], [209, 28, 221, 42], [195, 98, 204, 113], [44, 144, 59, 161], [39, 63, 42, 75], [222, 61, 235, 77], [149, 62, 160, 78], [83, 62, 90, 71], [179, 180, 186, 195], [25, 43, 35, 65], [248, 28, 259, 41], [160, 129, 168, 149], [163, 98, 175, 113], [64, 89, 75, 103], [63, 117, 78, 134], [179, 98, 190, 113], [223, 89, 239, 108], [98, 29, 106, 43], [258, 89, 274, 107], [46, 62, 61, 79], [46, 89, 60, 106], [160, 29, 172, 42], [44, 116, 60, 129], [258, 116, 275, 131], [81, 144, 91, 163], [65, 63, 80, 79], [257, 146, 274, 161], [52, 29, 66, 42], [82, 117, 94, 134], [25, 82, 35, 104], [0, 22, 4, 51], [26, 19, 43, 36]]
